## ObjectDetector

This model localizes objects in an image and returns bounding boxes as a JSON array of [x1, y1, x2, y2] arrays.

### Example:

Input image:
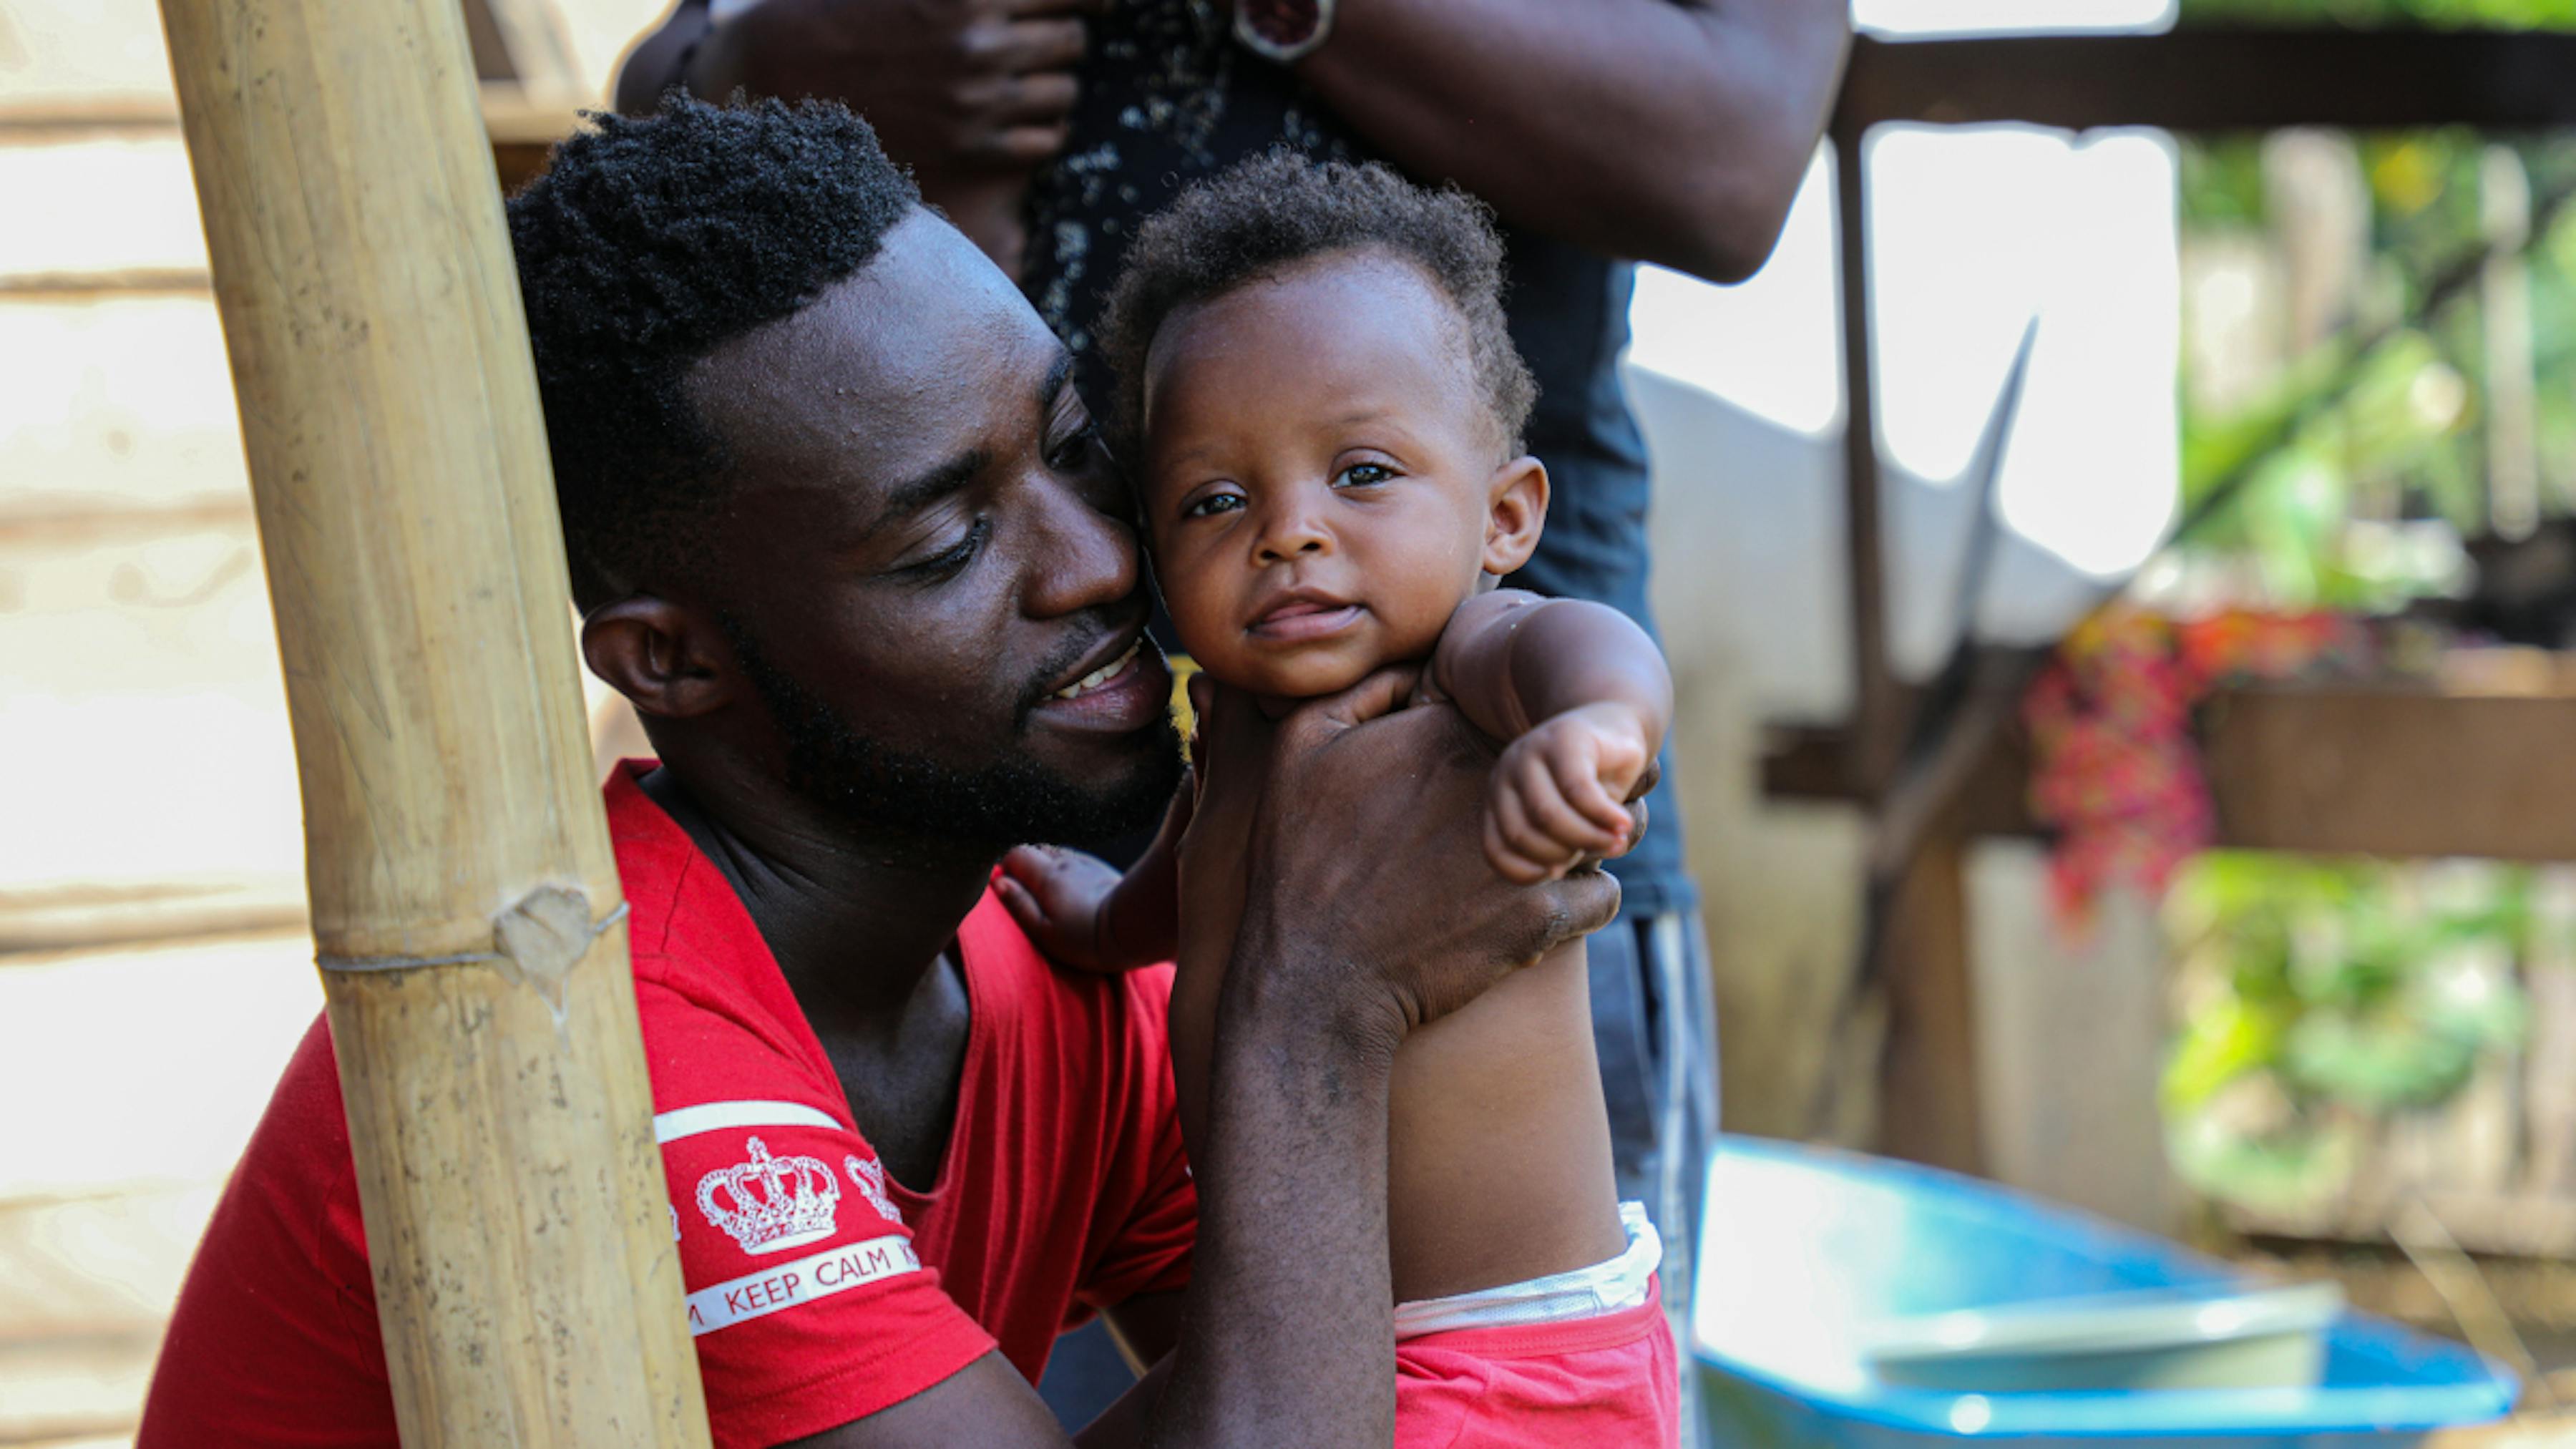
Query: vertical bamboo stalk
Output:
[[156, 0, 711, 1443]]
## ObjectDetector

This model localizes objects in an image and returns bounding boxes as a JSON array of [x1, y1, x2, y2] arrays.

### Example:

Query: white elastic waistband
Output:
[[1392, 1201, 1660, 1340]]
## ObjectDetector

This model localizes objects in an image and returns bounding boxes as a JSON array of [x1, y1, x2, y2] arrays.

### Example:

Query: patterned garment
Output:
[[1024, 4, 1358, 358]]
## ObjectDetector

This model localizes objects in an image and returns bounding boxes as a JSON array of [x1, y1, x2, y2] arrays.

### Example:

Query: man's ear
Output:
[[1480, 455, 1549, 577], [581, 597, 738, 720]]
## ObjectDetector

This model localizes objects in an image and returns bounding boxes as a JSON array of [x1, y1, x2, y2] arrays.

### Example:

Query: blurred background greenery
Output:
[[2163, 853, 2547, 1211], [2097, 0, 2576, 1219], [2171, 129, 2576, 610], [2183, 0, 2576, 29]]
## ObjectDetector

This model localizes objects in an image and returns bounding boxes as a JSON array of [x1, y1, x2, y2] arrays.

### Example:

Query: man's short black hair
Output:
[[507, 96, 919, 603], [1098, 151, 1536, 463]]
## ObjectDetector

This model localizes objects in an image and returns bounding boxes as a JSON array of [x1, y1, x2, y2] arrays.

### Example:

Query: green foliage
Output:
[[2167, 1106, 2363, 1215], [2178, 142, 2270, 228], [2161, 854, 2532, 1211], [2143, 14, 2570, 1224], [2175, 130, 2576, 607], [2181, 0, 2576, 28]]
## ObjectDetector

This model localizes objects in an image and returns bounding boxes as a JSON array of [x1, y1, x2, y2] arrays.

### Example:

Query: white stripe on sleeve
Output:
[[653, 1098, 843, 1145]]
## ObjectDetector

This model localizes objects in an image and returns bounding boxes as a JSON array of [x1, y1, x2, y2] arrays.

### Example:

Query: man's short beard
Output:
[[722, 615, 1181, 853]]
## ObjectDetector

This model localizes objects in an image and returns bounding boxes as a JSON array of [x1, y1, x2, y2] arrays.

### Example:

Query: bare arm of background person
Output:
[[618, 0, 1844, 282], [1300, 0, 1852, 281], [613, 0, 1101, 275]]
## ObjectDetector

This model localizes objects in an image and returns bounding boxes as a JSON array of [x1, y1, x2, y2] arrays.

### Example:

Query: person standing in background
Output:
[[615, 2, 1850, 1436]]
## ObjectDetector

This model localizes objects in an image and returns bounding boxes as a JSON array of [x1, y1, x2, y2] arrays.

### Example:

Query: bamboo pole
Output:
[[155, 0, 711, 1443]]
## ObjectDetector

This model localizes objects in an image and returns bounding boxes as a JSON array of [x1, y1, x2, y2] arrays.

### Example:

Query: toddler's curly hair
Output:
[[1099, 152, 1536, 463]]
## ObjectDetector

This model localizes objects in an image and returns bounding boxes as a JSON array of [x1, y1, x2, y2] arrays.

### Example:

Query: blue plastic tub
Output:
[[1692, 1137, 2517, 1447]]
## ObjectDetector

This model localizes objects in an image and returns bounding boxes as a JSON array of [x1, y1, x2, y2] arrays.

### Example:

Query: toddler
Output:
[[1002, 152, 1679, 1445]]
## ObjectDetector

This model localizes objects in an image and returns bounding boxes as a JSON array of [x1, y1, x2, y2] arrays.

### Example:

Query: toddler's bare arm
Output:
[[1430, 590, 1672, 882]]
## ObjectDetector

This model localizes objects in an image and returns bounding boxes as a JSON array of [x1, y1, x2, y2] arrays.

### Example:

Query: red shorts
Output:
[[1393, 1282, 1680, 1448]]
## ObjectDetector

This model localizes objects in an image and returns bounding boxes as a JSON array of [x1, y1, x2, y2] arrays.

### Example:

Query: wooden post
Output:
[[1833, 119, 1907, 798], [156, 1, 712, 1444], [1875, 837, 1986, 1174]]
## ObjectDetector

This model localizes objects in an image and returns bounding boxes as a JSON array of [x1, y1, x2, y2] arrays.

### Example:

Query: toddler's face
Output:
[[1138, 253, 1532, 698]]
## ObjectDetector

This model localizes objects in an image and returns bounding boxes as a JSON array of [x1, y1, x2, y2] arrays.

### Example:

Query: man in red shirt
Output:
[[138, 98, 1624, 1448]]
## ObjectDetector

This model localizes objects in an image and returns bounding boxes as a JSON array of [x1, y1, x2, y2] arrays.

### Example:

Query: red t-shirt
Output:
[[140, 763, 1196, 1449]]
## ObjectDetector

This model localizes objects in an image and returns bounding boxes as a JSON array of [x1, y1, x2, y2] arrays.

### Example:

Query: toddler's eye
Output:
[[1333, 462, 1395, 489], [1182, 492, 1245, 519]]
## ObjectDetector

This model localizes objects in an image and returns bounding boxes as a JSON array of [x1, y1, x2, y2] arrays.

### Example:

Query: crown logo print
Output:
[[844, 1153, 904, 1226], [696, 1136, 840, 1255]]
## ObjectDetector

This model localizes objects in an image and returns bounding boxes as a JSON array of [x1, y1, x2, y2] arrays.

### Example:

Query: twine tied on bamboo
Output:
[[314, 887, 630, 1024]]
